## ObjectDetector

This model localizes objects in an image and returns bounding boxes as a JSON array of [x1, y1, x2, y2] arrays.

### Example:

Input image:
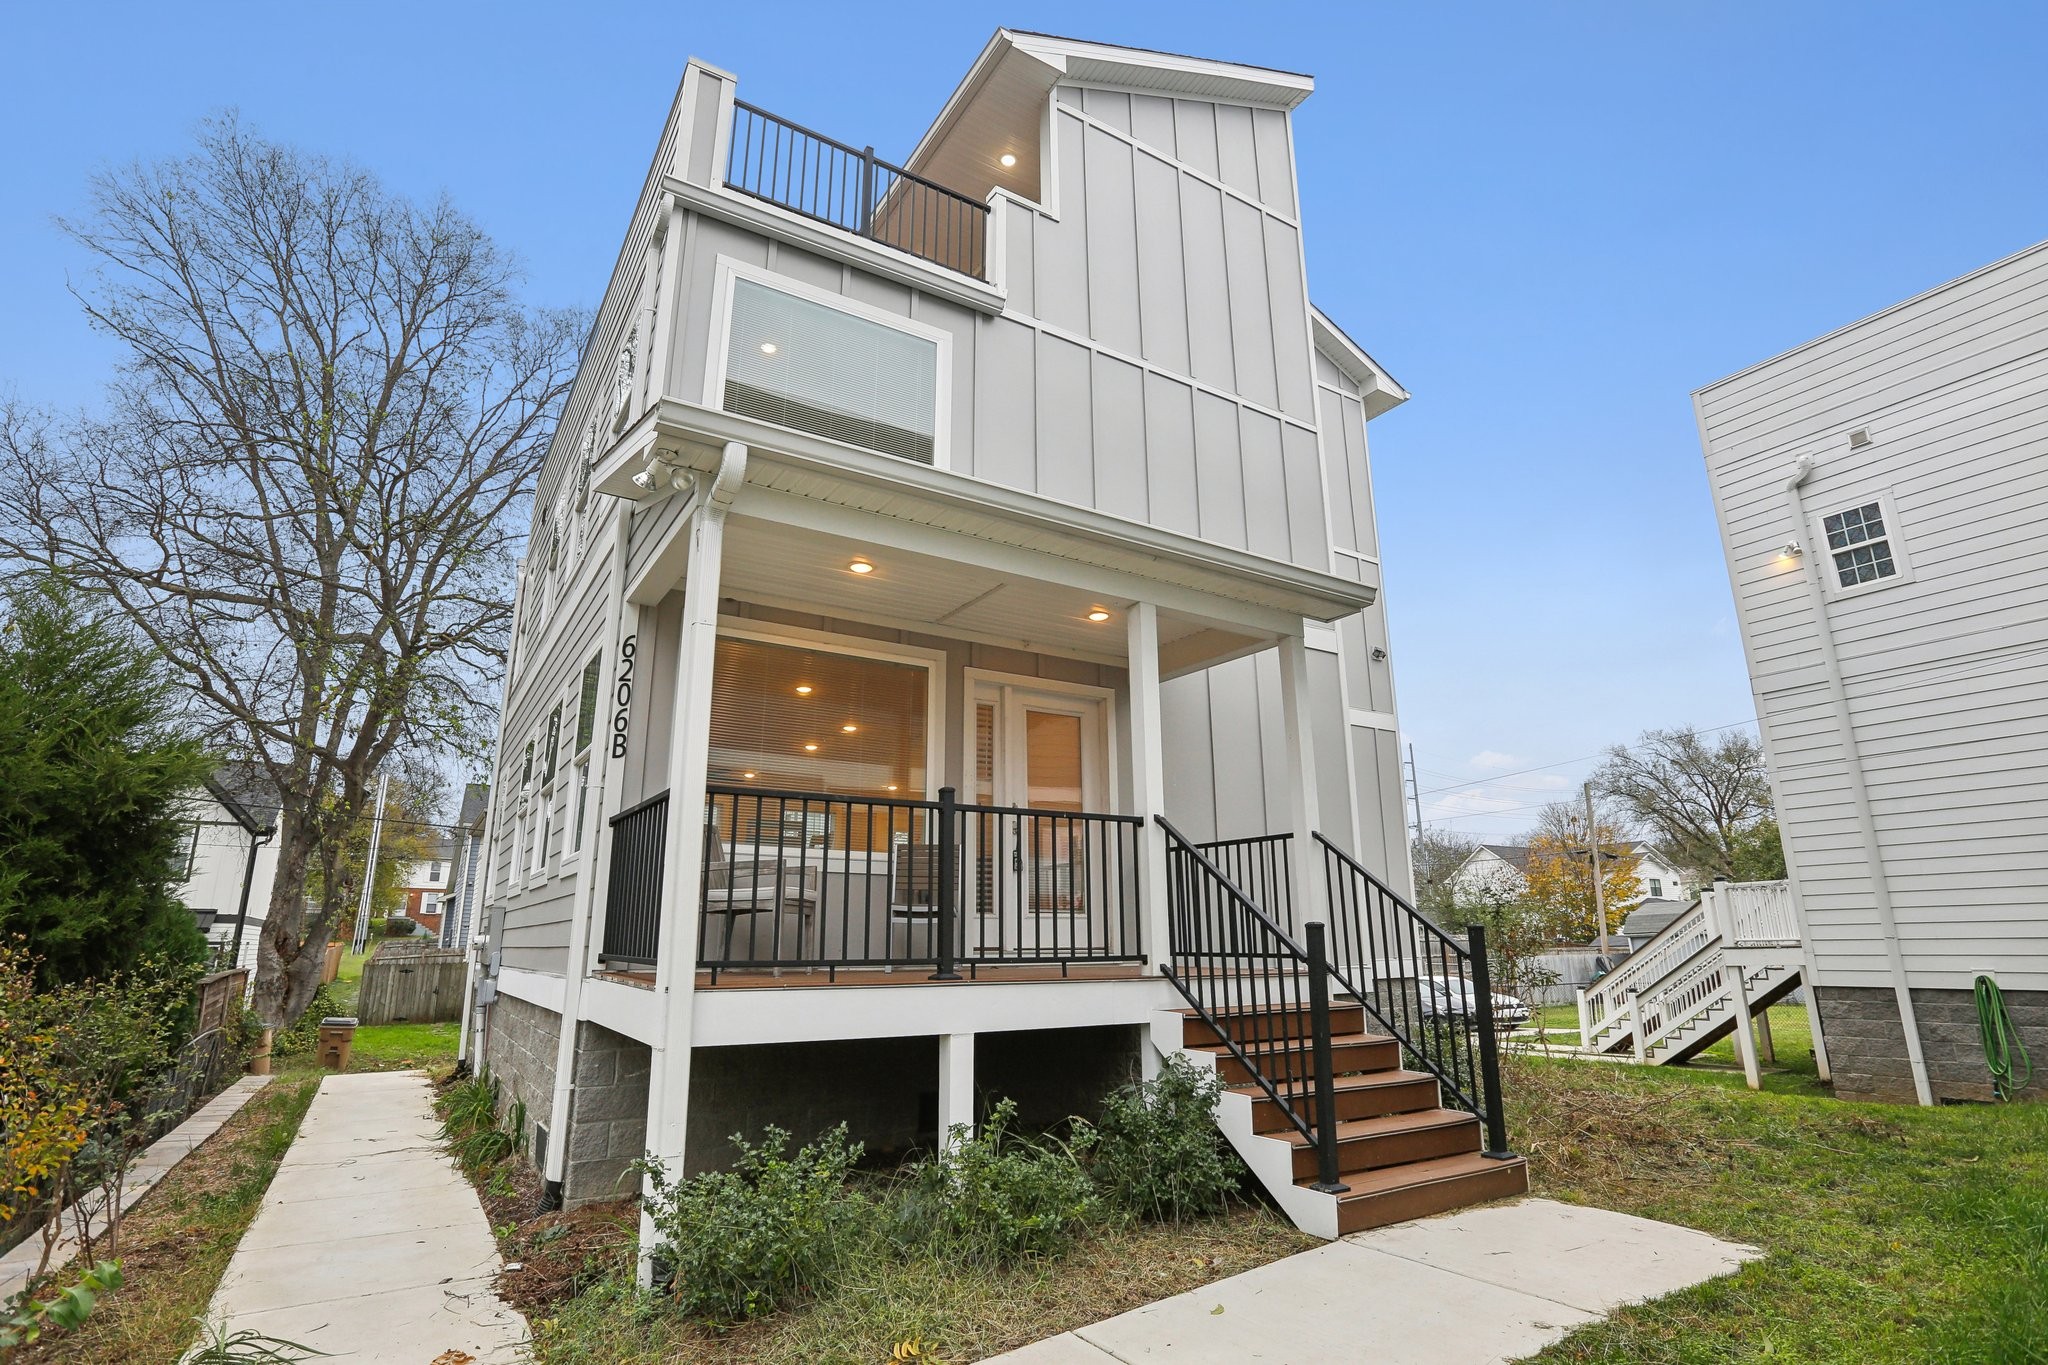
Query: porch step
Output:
[[1181, 1002, 1366, 1049], [1277, 1107, 1481, 1180], [1240, 1068, 1442, 1132], [1204, 1032, 1400, 1086], [1321, 1151, 1531, 1235]]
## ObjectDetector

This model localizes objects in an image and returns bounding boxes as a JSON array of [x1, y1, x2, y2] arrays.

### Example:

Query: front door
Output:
[[967, 680, 1110, 956]]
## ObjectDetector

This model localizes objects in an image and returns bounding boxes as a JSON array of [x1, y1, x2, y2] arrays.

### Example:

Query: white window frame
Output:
[[1810, 490, 1914, 599], [704, 255, 954, 471]]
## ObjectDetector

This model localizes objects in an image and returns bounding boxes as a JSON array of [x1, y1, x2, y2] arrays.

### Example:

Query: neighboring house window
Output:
[[1822, 501, 1898, 589], [1648, 878, 1663, 898], [429, 861, 442, 882], [717, 268, 944, 466]]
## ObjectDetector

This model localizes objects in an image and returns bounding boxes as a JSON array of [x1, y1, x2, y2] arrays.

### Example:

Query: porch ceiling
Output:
[[720, 515, 1262, 673]]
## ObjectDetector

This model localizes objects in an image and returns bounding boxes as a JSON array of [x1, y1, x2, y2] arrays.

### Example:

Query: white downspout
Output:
[[539, 510, 635, 1207], [1783, 455, 1933, 1105], [461, 560, 530, 1066]]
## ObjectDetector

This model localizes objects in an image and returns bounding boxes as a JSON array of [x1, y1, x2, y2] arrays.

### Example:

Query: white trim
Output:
[[582, 973, 661, 1043], [716, 616, 949, 802], [704, 254, 956, 471], [496, 965, 567, 1013], [677, 180, 1005, 313], [692, 974, 1176, 1047], [1348, 708, 1399, 732], [1007, 31, 1313, 108], [1303, 621, 1340, 653], [1808, 488, 1915, 600]]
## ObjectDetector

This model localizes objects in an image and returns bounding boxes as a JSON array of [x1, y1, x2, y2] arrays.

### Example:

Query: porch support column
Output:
[[1125, 603, 1172, 973], [1729, 964, 1763, 1090], [937, 1032, 976, 1149], [1802, 972, 1833, 1082], [1277, 632, 1323, 923], [638, 442, 746, 1279]]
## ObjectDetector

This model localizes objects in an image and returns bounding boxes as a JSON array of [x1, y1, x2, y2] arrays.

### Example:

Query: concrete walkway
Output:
[[203, 1071, 529, 1363], [0, 1075, 273, 1301], [987, 1199, 1758, 1364]]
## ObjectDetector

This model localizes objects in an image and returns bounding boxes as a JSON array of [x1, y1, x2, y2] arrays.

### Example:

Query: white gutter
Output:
[[1783, 454, 1933, 1105]]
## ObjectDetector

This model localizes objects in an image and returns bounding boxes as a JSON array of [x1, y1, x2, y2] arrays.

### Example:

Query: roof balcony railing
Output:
[[724, 99, 990, 282]]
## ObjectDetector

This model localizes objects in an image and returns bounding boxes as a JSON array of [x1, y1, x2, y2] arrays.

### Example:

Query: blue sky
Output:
[[5, 2, 2044, 839]]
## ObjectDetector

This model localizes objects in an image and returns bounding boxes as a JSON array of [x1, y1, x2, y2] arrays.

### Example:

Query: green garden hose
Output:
[[1974, 974, 2031, 1101]]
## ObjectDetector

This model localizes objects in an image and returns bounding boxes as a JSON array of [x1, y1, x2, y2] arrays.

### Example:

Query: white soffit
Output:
[[1311, 305, 1411, 420]]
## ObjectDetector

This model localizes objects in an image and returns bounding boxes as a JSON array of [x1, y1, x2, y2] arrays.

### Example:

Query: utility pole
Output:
[[1406, 743, 1425, 846], [1585, 781, 1612, 962], [350, 772, 392, 956]]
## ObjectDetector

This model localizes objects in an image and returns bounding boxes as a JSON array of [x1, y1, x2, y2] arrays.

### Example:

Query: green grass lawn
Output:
[[1516, 1050, 2048, 1362], [346, 1019, 459, 1072]]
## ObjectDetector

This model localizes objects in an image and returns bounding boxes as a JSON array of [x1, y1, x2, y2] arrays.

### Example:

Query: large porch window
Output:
[[708, 634, 929, 797]]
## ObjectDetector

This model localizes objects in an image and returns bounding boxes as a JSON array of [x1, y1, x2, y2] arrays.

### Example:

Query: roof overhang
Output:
[[1311, 306, 1410, 419], [593, 399, 1376, 625]]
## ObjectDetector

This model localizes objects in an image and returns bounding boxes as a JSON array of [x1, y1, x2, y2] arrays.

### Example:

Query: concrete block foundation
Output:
[[1816, 985, 2048, 1104]]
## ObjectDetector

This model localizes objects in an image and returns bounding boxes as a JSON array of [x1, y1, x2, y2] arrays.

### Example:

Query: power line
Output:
[[1415, 717, 1760, 800]]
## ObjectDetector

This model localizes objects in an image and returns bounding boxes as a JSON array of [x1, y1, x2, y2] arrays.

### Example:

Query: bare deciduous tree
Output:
[[0, 115, 583, 1028], [1593, 727, 1775, 883]]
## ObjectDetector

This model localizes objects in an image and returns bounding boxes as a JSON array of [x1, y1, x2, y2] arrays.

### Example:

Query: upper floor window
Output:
[[715, 262, 945, 467], [1647, 878, 1663, 898], [1823, 501, 1897, 589]]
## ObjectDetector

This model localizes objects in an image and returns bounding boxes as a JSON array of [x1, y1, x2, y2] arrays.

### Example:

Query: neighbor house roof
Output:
[[1474, 844, 1531, 873], [1621, 898, 1692, 941], [455, 782, 489, 831]]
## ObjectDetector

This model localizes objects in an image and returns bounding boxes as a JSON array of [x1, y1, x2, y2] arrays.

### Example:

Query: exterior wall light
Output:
[[1779, 541, 1804, 560]]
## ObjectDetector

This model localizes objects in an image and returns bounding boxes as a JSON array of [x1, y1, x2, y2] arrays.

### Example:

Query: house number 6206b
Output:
[[610, 633, 636, 758]]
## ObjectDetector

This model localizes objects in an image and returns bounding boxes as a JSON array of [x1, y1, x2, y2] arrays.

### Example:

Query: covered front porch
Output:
[[580, 424, 1368, 992]]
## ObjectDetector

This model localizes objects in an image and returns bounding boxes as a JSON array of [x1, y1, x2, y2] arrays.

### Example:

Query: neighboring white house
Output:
[[1450, 841, 1691, 910], [463, 30, 1525, 1250], [173, 770, 279, 974], [438, 782, 490, 952], [1695, 238, 2048, 1106]]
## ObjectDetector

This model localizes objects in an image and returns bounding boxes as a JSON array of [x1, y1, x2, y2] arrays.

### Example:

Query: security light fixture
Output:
[[1779, 540, 1804, 560]]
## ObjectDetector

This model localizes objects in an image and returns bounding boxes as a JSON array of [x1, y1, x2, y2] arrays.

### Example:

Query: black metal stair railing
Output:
[[1315, 833, 1512, 1158], [1159, 816, 1347, 1192]]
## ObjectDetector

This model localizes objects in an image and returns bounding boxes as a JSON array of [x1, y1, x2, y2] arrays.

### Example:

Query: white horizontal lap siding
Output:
[[1701, 239, 2048, 991]]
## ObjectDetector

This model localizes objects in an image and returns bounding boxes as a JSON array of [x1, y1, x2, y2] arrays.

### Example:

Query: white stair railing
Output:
[[1580, 900, 1714, 1048], [1724, 880, 1798, 945]]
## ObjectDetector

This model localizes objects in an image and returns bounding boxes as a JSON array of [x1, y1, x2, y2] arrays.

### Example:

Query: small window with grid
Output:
[[1822, 501, 1899, 589]]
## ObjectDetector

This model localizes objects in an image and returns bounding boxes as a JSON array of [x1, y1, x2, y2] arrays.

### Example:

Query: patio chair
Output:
[[702, 821, 820, 963]]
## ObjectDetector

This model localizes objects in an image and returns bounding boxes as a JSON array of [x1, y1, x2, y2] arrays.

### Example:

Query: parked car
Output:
[[1417, 976, 1531, 1029]]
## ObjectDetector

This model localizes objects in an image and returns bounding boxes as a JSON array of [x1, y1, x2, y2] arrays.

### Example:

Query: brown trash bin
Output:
[[317, 1016, 359, 1070]]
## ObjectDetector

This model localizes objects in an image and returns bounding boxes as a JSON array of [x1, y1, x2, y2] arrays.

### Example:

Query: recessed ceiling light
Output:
[[795, 685, 813, 695], [803, 743, 819, 752], [1086, 608, 1112, 622], [760, 342, 779, 354], [841, 724, 858, 733], [742, 771, 756, 779], [848, 560, 874, 575], [886, 784, 898, 791], [999, 153, 1018, 168]]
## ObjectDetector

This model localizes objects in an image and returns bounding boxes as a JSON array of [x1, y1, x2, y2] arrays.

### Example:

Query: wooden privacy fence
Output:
[[357, 947, 467, 1025], [194, 967, 250, 1032]]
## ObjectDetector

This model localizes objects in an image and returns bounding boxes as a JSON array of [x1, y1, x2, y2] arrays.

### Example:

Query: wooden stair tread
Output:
[[1232, 1067, 1434, 1098], [1274, 1107, 1476, 1148], [1308, 1150, 1524, 1198], [1193, 1031, 1394, 1054]]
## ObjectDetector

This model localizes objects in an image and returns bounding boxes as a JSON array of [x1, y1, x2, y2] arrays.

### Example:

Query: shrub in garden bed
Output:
[[1078, 1054, 1243, 1222], [897, 1099, 1098, 1266]]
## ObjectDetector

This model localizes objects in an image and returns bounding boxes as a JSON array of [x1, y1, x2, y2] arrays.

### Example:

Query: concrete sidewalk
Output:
[[987, 1199, 1758, 1364], [203, 1071, 528, 1363]]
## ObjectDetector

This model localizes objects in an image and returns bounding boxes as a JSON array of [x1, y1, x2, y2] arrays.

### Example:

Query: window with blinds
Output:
[[708, 635, 929, 799], [721, 277, 939, 465]]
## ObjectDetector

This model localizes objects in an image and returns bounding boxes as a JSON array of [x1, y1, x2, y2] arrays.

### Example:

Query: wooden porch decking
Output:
[[594, 961, 1151, 991]]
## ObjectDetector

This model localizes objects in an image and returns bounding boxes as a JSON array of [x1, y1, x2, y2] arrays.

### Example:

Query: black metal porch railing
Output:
[[599, 790, 669, 968], [1159, 817, 1347, 1192], [725, 100, 991, 281], [702, 784, 1142, 977], [1196, 834, 1297, 935], [1316, 833, 1511, 1158]]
